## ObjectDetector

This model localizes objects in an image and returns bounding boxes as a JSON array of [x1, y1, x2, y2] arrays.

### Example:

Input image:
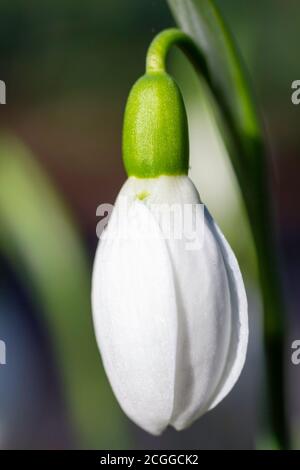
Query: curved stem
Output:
[[146, 28, 290, 449], [147, 29, 249, 192], [146, 29, 203, 74]]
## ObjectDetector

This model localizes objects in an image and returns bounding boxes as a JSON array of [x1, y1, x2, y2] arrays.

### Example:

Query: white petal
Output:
[[166, 206, 232, 430], [125, 175, 248, 430], [92, 196, 178, 435], [170, 206, 248, 430], [204, 210, 248, 411]]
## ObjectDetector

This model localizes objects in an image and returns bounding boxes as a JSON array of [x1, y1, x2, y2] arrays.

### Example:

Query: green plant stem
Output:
[[247, 171, 289, 449], [146, 28, 290, 449]]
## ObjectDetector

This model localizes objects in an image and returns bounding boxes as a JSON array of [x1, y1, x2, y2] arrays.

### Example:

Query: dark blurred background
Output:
[[0, 0, 299, 449]]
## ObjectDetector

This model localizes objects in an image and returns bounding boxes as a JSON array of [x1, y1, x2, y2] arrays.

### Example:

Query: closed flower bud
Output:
[[92, 174, 248, 435], [92, 45, 248, 435]]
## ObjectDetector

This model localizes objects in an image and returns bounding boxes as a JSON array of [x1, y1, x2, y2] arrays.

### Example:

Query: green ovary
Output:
[[122, 72, 189, 179]]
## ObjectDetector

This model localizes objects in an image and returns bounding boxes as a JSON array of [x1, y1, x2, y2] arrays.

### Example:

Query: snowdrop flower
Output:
[[92, 34, 248, 435]]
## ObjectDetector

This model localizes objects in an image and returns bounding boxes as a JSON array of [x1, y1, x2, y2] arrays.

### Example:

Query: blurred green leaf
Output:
[[167, 0, 262, 185], [0, 135, 129, 448]]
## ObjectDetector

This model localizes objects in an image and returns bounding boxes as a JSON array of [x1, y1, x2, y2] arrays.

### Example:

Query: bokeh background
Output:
[[0, 0, 299, 449]]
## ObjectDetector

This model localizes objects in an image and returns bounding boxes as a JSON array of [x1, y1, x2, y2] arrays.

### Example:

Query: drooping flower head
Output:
[[92, 29, 248, 435]]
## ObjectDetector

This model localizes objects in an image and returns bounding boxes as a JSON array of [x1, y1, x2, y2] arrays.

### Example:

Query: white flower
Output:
[[92, 175, 248, 435]]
